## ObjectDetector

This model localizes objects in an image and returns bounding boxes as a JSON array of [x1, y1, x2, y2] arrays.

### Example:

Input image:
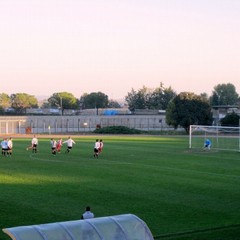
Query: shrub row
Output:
[[93, 126, 144, 134]]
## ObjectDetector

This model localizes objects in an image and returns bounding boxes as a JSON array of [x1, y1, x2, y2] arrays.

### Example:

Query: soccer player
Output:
[[31, 135, 38, 153], [26, 135, 38, 152], [7, 137, 13, 157], [93, 139, 100, 158], [56, 138, 63, 153], [1, 138, 8, 157], [204, 139, 211, 150], [98, 139, 104, 154], [63, 136, 76, 153], [50, 138, 57, 155]]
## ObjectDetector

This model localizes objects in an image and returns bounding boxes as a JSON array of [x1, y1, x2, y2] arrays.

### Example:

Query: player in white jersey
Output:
[[1, 138, 8, 157], [50, 138, 57, 155], [93, 139, 100, 158], [7, 137, 13, 157], [63, 136, 76, 153], [26, 135, 38, 153]]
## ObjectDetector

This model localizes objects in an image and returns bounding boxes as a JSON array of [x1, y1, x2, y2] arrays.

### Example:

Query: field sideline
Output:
[[0, 135, 240, 240]]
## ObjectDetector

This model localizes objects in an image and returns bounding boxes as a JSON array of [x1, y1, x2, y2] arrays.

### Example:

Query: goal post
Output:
[[189, 125, 240, 152]]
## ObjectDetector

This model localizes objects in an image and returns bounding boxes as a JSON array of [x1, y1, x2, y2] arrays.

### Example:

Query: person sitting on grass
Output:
[[81, 206, 94, 219]]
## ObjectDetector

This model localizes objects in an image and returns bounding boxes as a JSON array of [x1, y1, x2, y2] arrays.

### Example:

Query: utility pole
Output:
[[60, 97, 63, 116]]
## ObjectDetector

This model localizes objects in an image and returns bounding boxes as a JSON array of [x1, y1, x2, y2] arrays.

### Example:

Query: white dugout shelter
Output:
[[2, 214, 154, 240]]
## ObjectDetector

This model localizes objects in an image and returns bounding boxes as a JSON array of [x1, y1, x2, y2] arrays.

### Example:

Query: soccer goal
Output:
[[189, 125, 240, 152]]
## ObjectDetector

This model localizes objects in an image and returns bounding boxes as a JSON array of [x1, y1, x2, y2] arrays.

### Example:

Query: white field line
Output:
[[28, 154, 133, 165], [28, 154, 239, 179]]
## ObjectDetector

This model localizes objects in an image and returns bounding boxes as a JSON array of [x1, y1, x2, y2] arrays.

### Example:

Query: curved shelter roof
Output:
[[3, 214, 154, 240]]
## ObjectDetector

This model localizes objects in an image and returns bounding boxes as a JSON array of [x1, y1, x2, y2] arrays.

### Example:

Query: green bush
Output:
[[93, 125, 144, 134], [220, 112, 240, 127]]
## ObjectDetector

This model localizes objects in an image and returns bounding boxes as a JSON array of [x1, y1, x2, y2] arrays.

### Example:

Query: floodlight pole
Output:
[[60, 97, 63, 116]]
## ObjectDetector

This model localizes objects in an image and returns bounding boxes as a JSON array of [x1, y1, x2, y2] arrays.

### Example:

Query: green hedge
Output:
[[93, 125, 144, 134]]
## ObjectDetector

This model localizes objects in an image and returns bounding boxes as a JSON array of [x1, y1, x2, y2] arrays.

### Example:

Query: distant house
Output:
[[26, 108, 61, 115], [212, 105, 240, 125], [4, 108, 16, 113]]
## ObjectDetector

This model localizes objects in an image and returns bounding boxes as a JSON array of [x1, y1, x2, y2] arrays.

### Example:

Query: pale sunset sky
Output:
[[0, 0, 239, 100]]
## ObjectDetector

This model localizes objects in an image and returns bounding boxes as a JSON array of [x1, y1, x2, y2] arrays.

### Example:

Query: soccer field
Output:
[[0, 135, 240, 240]]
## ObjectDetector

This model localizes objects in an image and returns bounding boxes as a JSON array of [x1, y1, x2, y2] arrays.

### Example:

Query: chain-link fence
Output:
[[0, 115, 168, 134]]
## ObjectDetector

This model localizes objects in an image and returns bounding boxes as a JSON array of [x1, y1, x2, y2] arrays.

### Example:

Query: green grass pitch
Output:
[[0, 135, 240, 240]]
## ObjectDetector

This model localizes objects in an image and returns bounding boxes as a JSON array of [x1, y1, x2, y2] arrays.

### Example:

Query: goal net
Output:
[[189, 125, 240, 152]]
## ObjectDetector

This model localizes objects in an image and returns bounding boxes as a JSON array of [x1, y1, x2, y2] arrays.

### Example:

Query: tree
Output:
[[199, 92, 209, 102], [11, 93, 38, 113], [0, 93, 11, 113], [41, 101, 51, 109], [125, 84, 176, 112], [220, 112, 240, 127], [149, 83, 176, 110], [81, 92, 109, 114], [125, 86, 150, 112], [48, 92, 79, 114], [210, 83, 239, 106], [166, 92, 213, 133], [108, 100, 121, 108]]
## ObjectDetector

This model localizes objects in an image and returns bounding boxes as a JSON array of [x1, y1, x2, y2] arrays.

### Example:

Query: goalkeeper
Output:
[[204, 139, 211, 150]]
